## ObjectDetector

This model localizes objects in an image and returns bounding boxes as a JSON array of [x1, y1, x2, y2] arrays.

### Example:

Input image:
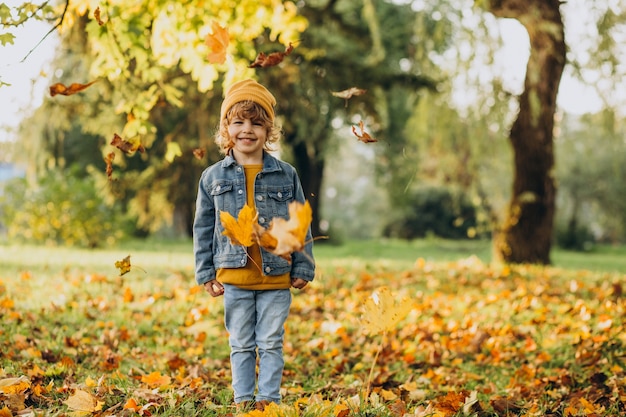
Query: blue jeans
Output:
[[223, 284, 292, 404]]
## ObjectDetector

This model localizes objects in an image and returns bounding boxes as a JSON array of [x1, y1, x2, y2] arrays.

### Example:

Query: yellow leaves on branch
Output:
[[221, 201, 312, 262], [361, 286, 413, 335]]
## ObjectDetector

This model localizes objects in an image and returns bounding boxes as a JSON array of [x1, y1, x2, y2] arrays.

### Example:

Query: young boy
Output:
[[192, 79, 315, 412]]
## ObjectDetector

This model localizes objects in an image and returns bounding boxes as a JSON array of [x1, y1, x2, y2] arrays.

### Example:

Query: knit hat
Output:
[[220, 79, 276, 122]]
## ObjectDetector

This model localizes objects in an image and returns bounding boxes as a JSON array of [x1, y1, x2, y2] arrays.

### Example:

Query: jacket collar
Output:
[[221, 150, 281, 173]]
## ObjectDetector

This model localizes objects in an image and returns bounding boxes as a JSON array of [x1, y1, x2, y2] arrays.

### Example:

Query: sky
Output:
[[0, 2, 608, 144]]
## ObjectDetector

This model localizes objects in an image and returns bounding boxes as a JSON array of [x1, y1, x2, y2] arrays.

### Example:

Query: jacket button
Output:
[[259, 217, 266, 224], [241, 259, 246, 265], [238, 189, 243, 194], [265, 266, 271, 273], [256, 195, 263, 201], [277, 192, 282, 198], [215, 185, 221, 192]]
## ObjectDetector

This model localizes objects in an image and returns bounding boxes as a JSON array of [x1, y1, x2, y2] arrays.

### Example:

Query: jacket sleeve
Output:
[[290, 168, 316, 282], [193, 172, 217, 285]]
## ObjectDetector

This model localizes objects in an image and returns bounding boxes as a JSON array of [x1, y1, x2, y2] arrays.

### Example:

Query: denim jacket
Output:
[[193, 151, 315, 286]]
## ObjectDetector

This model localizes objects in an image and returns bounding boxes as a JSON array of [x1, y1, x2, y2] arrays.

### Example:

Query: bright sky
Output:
[[0, 1, 610, 143]]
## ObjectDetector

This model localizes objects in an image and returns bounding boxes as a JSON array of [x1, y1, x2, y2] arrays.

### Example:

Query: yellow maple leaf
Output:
[[64, 389, 103, 412], [114, 255, 132, 276], [220, 204, 256, 247], [0, 375, 30, 394], [205, 20, 229, 64], [141, 371, 172, 389], [254, 201, 312, 261], [361, 287, 413, 335]]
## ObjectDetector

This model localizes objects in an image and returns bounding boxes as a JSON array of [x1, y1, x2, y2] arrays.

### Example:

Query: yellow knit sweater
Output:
[[217, 165, 291, 289]]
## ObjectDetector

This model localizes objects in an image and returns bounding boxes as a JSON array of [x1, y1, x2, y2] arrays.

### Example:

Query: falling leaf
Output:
[[104, 151, 115, 180], [94, 7, 104, 25], [361, 286, 413, 335], [332, 87, 367, 100], [115, 255, 132, 276], [192, 148, 205, 160], [64, 389, 103, 412], [220, 205, 256, 247], [49, 80, 97, 97], [164, 142, 182, 163], [249, 42, 295, 68], [254, 200, 312, 261], [205, 21, 229, 64], [352, 120, 378, 143], [111, 133, 145, 154]]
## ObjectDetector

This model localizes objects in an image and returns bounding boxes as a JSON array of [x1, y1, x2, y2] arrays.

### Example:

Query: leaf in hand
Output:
[[111, 133, 145, 154], [205, 21, 229, 64], [115, 255, 132, 276], [49, 80, 97, 97], [254, 200, 312, 261], [249, 42, 295, 68], [361, 286, 413, 335], [352, 120, 378, 143], [220, 204, 256, 247]]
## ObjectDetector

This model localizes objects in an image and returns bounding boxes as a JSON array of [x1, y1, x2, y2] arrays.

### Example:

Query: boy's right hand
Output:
[[204, 280, 224, 297]]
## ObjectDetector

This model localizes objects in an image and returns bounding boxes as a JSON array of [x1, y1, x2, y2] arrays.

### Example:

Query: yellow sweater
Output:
[[217, 165, 291, 290]]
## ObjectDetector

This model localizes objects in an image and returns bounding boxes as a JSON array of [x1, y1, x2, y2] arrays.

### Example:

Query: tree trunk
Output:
[[488, 0, 566, 264], [291, 140, 325, 239]]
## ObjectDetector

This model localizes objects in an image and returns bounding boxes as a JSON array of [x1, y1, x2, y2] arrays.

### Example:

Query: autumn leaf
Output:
[[254, 200, 312, 261], [94, 7, 104, 26], [331, 87, 367, 100], [64, 389, 103, 413], [361, 286, 413, 335], [141, 371, 172, 389], [249, 42, 295, 68], [104, 151, 115, 180], [192, 148, 205, 160], [0, 376, 30, 394], [220, 204, 256, 247], [115, 255, 132, 276], [352, 120, 378, 143], [49, 80, 97, 97], [205, 20, 229, 64], [111, 133, 145, 154]]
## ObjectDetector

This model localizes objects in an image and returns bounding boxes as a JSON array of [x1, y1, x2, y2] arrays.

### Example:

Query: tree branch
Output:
[[20, 0, 69, 63]]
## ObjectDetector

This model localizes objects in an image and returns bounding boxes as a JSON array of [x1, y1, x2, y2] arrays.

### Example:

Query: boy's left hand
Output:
[[291, 278, 308, 290]]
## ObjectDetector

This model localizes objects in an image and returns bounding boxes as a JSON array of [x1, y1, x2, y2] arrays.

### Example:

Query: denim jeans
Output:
[[223, 284, 292, 403]]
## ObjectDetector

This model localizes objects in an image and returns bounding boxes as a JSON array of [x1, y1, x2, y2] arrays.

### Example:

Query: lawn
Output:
[[1, 239, 625, 416]]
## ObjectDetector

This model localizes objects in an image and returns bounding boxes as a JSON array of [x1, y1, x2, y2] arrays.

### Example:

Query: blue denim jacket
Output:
[[193, 151, 315, 286]]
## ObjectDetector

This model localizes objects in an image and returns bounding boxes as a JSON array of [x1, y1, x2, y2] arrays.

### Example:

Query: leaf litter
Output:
[[1, 255, 625, 416]]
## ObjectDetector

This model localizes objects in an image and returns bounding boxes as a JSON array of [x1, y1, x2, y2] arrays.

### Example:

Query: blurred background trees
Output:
[[1, 0, 625, 262]]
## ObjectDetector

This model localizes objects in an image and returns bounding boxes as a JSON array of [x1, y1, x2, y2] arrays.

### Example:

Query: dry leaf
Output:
[[332, 87, 367, 100], [249, 42, 295, 68], [0, 376, 30, 394], [254, 200, 312, 261], [141, 372, 172, 389], [192, 148, 205, 160], [115, 255, 132, 276], [64, 389, 103, 412], [104, 151, 115, 180], [94, 7, 104, 25], [352, 120, 378, 143], [205, 21, 229, 64], [220, 205, 256, 247], [361, 287, 413, 335], [49, 80, 97, 97], [111, 133, 145, 154]]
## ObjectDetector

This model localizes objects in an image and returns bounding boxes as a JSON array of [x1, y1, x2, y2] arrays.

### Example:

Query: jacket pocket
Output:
[[267, 185, 294, 218]]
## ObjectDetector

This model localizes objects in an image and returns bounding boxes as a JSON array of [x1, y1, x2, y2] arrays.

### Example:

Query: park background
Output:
[[1, 0, 626, 416]]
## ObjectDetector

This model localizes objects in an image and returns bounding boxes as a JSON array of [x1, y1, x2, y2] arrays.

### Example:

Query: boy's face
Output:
[[228, 116, 268, 162]]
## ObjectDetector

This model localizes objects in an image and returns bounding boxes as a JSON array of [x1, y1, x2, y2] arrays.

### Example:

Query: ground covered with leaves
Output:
[[1, 252, 626, 416]]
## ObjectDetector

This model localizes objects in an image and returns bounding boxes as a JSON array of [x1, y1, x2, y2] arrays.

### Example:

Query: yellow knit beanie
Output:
[[220, 79, 276, 123]]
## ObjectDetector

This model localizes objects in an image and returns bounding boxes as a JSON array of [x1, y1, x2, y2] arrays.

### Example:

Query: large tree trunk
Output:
[[291, 140, 325, 240], [488, 0, 566, 264]]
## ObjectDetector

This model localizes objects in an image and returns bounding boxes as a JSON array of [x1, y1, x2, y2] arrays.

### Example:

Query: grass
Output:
[[1, 238, 626, 416]]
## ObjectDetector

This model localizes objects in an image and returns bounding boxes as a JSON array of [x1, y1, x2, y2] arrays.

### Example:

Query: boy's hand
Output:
[[291, 278, 308, 290], [204, 280, 224, 297]]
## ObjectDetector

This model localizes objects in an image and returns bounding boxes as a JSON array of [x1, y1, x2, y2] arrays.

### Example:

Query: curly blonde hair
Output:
[[215, 101, 281, 155]]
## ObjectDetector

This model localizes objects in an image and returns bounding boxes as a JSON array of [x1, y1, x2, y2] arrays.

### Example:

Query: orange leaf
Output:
[[205, 21, 229, 64], [192, 148, 205, 160], [249, 42, 295, 68], [104, 151, 115, 180], [254, 200, 312, 261], [123, 398, 141, 411], [220, 205, 256, 247], [49, 80, 97, 97], [64, 389, 103, 412], [94, 7, 104, 25], [141, 372, 171, 389], [111, 133, 145, 154], [0, 376, 30, 394], [352, 120, 378, 143]]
